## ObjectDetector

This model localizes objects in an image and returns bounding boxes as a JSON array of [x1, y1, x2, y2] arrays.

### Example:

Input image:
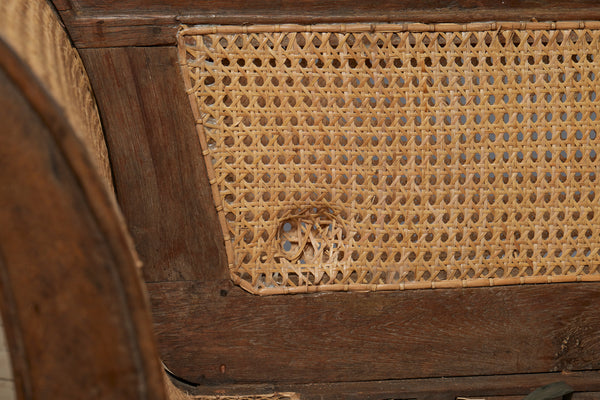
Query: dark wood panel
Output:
[[51, 0, 72, 11], [63, 0, 600, 13], [56, 0, 600, 48], [149, 280, 600, 385], [0, 41, 165, 399], [180, 371, 600, 400], [79, 47, 228, 283], [64, 14, 178, 48]]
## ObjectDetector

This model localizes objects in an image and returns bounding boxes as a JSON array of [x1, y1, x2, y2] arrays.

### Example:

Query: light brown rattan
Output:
[[0, 0, 112, 188], [179, 22, 600, 295]]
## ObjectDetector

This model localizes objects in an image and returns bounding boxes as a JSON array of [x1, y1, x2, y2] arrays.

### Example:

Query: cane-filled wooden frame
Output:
[[179, 22, 600, 295], [0, 0, 599, 398]]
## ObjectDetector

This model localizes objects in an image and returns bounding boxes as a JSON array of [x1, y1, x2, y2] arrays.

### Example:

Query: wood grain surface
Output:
[[150, 281, 600, 385], [80, 47, 228, 283], [181, 371, 600, 400], [76, 45, 600, 393], [68, 10, 600, 398], [54, 0, 600, 48], [0, 48, 166, 399]]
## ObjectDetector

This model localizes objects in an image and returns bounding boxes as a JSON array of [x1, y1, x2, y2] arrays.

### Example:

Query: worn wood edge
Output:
[[52, 0, 73, 11], [0, 68, 161, 398], [179, 20, 600, 35], [62, 9, 600, 48], [79, 46, 229, 282], [149, 281, 600, 384], [0, 36, 167, 400], [181, 371, 600, 399]]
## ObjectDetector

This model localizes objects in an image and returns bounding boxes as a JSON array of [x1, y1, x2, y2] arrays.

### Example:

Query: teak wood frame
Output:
[[0, 34, 167, 400], [45, 0, 600, 398]]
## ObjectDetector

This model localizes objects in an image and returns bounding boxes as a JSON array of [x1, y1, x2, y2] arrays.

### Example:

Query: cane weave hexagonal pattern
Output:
[[179, 22, 600, 294]]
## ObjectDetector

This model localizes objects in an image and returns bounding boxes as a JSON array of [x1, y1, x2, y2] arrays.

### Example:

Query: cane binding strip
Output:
[[179, 22, 600, 295], [192, 393, 299, 400]]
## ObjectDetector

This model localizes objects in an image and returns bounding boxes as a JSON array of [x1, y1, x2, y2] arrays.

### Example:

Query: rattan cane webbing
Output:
[[0, 0, 112, 189], [179, 22, 600, 295]]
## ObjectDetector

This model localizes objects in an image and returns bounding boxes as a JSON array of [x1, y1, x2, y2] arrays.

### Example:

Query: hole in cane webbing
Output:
[[276, 208, 347, 266], [181, 24, 600, 294]]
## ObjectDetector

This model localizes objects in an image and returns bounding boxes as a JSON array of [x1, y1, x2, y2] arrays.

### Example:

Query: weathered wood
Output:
[[79, 47, 228, 283], [55, 0, 600, 48], [181, 371, 600, 400], [572, 393, 600, 400], [55, 5, 600, 398], [149, 281, 600, 385], [51, 0, 71, 10], [0, 38, 166, 400], [60, 0, 600, 13]]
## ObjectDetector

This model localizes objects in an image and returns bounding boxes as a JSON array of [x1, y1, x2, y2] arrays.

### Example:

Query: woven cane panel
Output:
[[179, 23, 600, 295], [0, 0, 112, 189]]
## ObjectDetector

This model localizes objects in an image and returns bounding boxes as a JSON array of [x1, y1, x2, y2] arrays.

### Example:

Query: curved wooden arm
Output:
[[0, 1, 167, 399]]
